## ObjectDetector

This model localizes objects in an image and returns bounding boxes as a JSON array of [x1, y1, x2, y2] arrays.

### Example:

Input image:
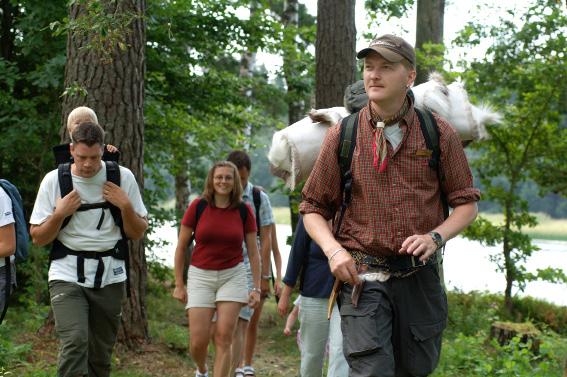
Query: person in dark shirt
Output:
[[277, 216, 348, 377]]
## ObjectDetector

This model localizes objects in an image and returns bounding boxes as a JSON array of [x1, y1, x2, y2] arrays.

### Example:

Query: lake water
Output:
[[150, 223, 567, 307]]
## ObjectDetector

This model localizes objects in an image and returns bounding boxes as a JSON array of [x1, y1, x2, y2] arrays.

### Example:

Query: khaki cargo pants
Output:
[[49, 280, 124, 377]]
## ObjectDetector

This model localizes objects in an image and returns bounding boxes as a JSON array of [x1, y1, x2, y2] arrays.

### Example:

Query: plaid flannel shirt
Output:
[[300, 103, 480, 257]]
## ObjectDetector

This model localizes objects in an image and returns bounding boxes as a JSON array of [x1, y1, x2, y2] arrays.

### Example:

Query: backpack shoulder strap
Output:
[[238, 202, 248, 236], [414, 108, 449, 219], [415, 108, 441, 172], [195, 198, 208, 224], [252, 186, 261, 235], [58, 163, 74, 230], [104, 161, 123, 228], [338, 112, 359, 183], [190, 198, 208, 243], [334, 112, 359, 236]]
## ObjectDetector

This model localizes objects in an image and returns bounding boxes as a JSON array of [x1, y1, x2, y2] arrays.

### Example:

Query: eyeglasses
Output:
[[214, 175, 234, 181]]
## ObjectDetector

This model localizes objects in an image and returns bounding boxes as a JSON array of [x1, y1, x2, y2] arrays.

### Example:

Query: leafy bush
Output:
[[435, 332, 565, 376], [511, 296, 567, 336]]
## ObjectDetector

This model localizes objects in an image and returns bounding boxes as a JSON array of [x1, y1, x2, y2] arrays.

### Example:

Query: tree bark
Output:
[[315, 0, 356, 109], [61, 0, 148, 347], [415, 0, 445, 85]]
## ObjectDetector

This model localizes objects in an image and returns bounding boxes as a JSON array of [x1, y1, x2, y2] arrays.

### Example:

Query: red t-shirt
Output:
[[181, 198, 257, 270]]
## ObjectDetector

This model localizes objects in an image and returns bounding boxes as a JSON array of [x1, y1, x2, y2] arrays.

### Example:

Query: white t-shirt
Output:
[[30, 162, 147, 288], [0, 187, 15, 267]]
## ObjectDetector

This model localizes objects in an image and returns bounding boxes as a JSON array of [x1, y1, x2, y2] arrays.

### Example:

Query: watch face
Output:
[[430, 232, 442, 247]]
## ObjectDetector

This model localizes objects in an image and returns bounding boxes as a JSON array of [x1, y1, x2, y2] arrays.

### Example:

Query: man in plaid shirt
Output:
[[300, 34, 480, 377]]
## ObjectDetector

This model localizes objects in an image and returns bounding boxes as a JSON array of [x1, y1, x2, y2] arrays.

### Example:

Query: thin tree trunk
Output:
[[503, 199, 514, 313], [315, 0, 356, 109], [283, 0, 303, 232], [61, 0, 148, 347], [239, 0, 259, 148], [415, 0, 445, 85]]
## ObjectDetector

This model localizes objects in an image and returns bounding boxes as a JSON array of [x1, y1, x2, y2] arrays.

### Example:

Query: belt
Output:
[[357, 252, 437, 272]]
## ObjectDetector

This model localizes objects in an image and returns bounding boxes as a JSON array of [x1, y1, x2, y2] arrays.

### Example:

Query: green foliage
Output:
[[0, 0, 67, 214], [365, 0, 415, 21], [50, 0, 140, 64], [446, 290, 501, 337], [457, 0, 567, 308], [11, 245, 51, 307], [434, 333, 563, 377], [144, 0, 286, 231], [415, 42, 449, 77]]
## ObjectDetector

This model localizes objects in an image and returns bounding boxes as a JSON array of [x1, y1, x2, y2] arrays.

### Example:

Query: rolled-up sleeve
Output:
[[299, 124, 343, 220], [436, 115, 481, 207]]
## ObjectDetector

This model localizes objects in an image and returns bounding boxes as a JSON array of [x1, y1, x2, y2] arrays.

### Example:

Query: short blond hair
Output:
[[67, 107, 98, 136]]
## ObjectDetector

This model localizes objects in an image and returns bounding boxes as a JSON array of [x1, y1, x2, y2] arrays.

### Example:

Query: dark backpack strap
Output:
[[0, 258, 11, 325], [58, 163, 74, 230], [238, 202, 249, 236], [103, 161, 131, 296], [415, 108, 449, 220], [335, 112, 359, 237], [190, 199, 208, 244], [252, 186, 262, 236], [104, 161, 123, 227]]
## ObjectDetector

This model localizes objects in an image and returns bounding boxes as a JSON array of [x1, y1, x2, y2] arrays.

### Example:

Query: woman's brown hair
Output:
[[202, 161, 243, 209]]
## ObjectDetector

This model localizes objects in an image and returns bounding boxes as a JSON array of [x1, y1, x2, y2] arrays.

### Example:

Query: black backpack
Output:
[[334, 107, 449, 237], [0, 180, 29, 325], [51, 161, 131, 294]]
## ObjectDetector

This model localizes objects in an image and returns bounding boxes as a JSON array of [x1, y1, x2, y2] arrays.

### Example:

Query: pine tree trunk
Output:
[[315, 0, 356, 109], [415, 0, 445, 85], [61, 0, 148, 347]]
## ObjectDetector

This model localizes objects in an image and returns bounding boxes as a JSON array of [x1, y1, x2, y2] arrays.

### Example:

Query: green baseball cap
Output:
[[357, 34, 416, 67]]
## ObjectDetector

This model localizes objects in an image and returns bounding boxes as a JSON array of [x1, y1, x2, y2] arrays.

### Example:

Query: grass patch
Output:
[[272, 206, 292, 225], [480, 212, 567, 241]]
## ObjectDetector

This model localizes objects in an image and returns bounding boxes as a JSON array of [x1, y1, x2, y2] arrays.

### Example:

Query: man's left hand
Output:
[[103, 182, 130, 210], [399, 234, 437, 262]]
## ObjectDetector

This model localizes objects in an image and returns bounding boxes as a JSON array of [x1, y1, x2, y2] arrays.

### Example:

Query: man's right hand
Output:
[[55, 189, 81, 217], [328, 249, 360, 286]]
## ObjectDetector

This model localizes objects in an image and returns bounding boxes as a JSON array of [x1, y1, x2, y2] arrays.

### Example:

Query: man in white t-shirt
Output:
[[0, 185, 16, 317], [30, 122, 148, 377]]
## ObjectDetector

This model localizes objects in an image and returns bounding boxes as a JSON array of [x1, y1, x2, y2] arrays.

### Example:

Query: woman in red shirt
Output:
[[173, 161, 261, 377]]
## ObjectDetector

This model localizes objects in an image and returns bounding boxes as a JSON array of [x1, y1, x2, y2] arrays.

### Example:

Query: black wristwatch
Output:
[[428, 231, 444, 249]]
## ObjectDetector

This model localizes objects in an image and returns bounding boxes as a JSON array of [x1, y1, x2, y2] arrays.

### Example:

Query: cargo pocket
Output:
[[408, 320, 446, 375], [340, 302, 382, 357]]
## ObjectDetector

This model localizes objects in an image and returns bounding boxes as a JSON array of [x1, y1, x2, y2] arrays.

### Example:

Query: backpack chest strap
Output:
[[51, 239, 127, 289]]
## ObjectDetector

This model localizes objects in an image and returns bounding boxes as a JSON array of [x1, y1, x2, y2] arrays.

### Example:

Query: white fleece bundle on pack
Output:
[[268, 74, 501, 190]]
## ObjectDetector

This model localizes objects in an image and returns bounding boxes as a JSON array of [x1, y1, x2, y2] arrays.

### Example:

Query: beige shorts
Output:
[[186, 263, 248, 309]]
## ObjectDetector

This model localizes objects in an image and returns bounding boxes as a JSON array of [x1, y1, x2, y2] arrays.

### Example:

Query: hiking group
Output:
[[0, 33, 480, 377]]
